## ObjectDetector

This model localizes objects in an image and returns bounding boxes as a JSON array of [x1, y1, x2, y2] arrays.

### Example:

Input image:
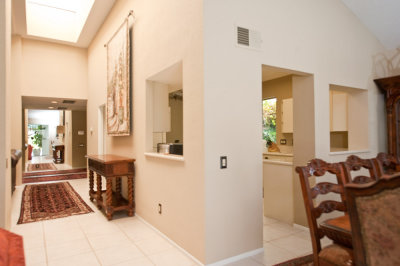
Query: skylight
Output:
[[25, 0, 95, 43]]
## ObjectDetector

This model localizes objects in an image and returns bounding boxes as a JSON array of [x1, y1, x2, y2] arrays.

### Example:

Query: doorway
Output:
[[261, 64, 315, 226], [98, 104, 106, 154]]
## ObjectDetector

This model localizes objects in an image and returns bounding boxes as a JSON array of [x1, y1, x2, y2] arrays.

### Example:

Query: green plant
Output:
[[31, 131, 43, 148]]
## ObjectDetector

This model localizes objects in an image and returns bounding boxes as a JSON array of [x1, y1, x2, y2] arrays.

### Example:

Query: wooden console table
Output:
[[86, 154, 135, 220]]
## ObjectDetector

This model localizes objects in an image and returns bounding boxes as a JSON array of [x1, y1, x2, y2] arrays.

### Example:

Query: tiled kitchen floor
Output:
[[10, 179, 330, 266]]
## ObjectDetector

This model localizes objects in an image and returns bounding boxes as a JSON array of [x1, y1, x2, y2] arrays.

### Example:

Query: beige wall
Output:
[[0, 0, 12, 229], [87, 0, 204, 262], [21, 38, 88, 99], [262, 76, 293, 146], [9, 37, 88, 184], [204, 0, 386, 263], [11, 36, 23, 185], [71, 111, 87, 168]]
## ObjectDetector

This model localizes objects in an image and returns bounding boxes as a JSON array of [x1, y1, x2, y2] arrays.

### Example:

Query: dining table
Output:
[[319, 214, 352, 248]]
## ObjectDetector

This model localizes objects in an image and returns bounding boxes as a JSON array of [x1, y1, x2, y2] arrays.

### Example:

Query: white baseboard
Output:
[[136, 215, 205, 266], [136, 215, 264, 266], [206, 248, 264, 266], [294, 223, 309, 231]]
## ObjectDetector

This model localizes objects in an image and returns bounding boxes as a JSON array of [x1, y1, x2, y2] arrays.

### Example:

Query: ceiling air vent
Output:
[[57, 107, 67, 110], [236, 26, 262, 50], [63, 100, 76, 104]]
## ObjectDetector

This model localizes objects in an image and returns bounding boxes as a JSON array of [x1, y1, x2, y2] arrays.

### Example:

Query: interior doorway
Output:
[[98, 104, 106, 154], [261, 64, 315, 227]]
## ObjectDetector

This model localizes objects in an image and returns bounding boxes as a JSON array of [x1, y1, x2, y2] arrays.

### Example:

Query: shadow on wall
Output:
[[373, 47, 400, 78]]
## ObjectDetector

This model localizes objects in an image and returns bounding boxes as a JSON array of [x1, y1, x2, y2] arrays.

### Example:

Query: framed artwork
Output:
[[106, 19, 131, 136]]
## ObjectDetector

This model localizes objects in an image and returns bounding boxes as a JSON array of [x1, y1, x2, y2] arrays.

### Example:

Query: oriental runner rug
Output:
[[27, 163, 57, 172], [273, 254, 313, 266], [18, 182, 93, 224]]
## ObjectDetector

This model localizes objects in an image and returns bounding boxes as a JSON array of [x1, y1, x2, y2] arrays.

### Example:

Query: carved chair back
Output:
[[375, 152, 400, 176], [341, 155, 380, 184], [296, 159, 348, 265], [345, 173, 400, 266]]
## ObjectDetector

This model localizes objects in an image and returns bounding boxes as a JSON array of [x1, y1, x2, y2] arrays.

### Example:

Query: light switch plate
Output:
[[220, 156, 227, 169]]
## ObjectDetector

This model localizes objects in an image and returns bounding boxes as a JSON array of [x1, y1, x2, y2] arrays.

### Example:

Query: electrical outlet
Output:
[[220, 156, 227, 169], [280, 139, 287, 145], [158, 203, 162, 214]]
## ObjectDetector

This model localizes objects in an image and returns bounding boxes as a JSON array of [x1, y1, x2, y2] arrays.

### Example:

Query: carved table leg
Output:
[[127, 176, 134, 216], [106, 178, 113, 220], [89, 170, 94, 201], [96, 173, 102, 210], [115, 177, 122, 201]]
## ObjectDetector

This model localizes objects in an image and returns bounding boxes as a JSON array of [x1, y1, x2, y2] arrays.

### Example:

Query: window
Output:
[[262, 98, 277, 143]]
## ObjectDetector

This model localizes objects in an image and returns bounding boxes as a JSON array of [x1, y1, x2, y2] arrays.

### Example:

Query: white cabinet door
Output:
[[282, 98, 293, 133], [330, 91, 347, 131]]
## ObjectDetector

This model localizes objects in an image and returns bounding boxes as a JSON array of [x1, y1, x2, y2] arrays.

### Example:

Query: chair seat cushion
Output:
[[0, 228, 25, 266], [319, 244, 353, 266]]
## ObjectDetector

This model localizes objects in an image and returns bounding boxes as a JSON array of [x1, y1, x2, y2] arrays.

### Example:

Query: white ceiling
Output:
[[12, 0, 116, 48], [341, 0, 400, 50]]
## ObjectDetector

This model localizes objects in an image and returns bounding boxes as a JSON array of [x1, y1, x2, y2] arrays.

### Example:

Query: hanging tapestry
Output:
[[106, 19, 131, 136]]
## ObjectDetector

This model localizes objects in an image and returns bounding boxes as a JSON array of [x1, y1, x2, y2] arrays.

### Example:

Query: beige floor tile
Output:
[[225, 257, 263, 266], [148, 248, 196, 266], [112, 257, 155, 266], [87, 232, 132, 250], [269, 235, 312, 256], [44, 226, 86, 245], [263, 216, 278, 225], [135, 235, 173, 256], [95, 243, 146, 266], [46, 238, 92, 262], [266, 222, 303, 234], [120, 222, 158, 242], [81, 220, 122, 238], [48, 251, 100, 266], [252, 242, 297, 266], [24, 246, 47, 266], [263, 226, 293, 242]]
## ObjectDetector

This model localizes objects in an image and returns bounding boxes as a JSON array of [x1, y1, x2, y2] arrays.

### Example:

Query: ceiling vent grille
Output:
[[236, 26, 262, 50], [63, 100, 76, 104]]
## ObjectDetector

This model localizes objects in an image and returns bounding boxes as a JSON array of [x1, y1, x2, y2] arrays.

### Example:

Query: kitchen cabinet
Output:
[[282, 98, 293, 133], [330, 91, 348, 131]]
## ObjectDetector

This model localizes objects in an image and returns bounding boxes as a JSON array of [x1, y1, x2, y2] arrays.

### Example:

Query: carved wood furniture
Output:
[[341, 155, 380, 184], [86, 154, 135, 220], [345, 173, 400, 266], [319, 215, 352, 248], [374, 75, 400, 166], [295, 159, 353, 266], [52, 144, 64, 164]]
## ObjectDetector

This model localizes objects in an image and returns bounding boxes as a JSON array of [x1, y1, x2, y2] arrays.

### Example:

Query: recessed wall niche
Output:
[[329, 84, 368, 152], [146, 61, 183, 155]]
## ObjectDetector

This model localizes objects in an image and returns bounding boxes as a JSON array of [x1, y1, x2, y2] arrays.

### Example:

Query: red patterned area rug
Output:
[[274, 254, 313, 266], [27, 163, 57, 172], [18, 182, 93, 224], [22, 168, 87, 184]]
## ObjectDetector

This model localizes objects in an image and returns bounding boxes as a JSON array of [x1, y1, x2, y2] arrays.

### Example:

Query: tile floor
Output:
[[11, 178, 331, 266]]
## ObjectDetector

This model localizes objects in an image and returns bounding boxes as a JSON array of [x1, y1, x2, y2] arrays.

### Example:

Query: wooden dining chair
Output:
[[296, 159, 353, 266], [375, 152, 400, 176], [341, 155, 380, 184], [345, 174, 400, 266]]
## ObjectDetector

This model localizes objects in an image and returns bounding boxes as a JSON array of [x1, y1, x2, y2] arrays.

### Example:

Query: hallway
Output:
[[10, 179, 329, 266]]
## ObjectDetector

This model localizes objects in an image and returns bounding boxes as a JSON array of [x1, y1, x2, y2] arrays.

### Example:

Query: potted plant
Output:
[[31, 130, 43, 156]]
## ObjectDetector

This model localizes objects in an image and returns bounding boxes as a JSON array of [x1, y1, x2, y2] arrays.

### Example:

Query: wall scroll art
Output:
[[106, 19, 130, 136]]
